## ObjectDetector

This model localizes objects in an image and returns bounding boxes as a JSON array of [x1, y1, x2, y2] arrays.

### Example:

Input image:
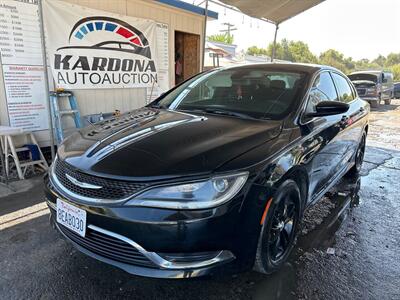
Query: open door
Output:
[[174, 31, 200, 85]]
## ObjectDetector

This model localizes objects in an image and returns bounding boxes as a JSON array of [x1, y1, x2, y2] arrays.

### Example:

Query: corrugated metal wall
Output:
[[0, 0, 205, 146]]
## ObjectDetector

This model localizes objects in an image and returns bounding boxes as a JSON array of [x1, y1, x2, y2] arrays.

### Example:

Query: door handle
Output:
[[359, 107, 365, 112]]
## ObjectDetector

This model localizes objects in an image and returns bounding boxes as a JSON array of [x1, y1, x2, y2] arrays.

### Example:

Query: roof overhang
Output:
[[218, 0, 324, 24], [156, 0, 219, 19]]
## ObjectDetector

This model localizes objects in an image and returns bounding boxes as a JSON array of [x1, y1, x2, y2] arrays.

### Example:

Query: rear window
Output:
[[157, 68, 308, 120]]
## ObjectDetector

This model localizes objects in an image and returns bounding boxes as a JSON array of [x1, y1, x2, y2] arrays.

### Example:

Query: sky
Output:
[[186, 0, 400, 60]]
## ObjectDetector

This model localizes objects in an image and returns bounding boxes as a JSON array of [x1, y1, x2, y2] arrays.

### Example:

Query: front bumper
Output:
[[45, 174, 269, 278], [359, 96, 379, 102]]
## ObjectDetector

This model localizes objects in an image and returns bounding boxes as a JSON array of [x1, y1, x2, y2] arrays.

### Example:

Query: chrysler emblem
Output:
[[65, 174, 102, 190]]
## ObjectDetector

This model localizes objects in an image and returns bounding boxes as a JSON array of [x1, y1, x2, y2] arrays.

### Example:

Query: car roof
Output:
[[220, 62, 340, 76]]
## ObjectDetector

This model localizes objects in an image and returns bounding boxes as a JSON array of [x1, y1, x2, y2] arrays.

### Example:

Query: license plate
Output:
[[56, 198, 87, 237]]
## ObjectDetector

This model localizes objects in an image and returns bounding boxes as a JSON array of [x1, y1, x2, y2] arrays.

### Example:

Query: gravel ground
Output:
[[1, 100, 399, 300]]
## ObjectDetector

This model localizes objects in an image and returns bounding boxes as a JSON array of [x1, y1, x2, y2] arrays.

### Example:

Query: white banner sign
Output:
[[43, 0, 168, 90]]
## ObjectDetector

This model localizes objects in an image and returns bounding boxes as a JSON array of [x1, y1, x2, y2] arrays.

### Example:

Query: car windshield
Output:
[[348, 74, 378, 83], [154, 67, 308, 120]]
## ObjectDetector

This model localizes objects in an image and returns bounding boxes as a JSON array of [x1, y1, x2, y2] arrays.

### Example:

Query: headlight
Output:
[[126, 172, 249, 209], [366, 87, 377, 94]]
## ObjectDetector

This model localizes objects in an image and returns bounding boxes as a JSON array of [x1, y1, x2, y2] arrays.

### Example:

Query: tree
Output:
[[208, 33, 234, 45], [385, 53, 400, 67], [373, 55, 386, 67], [246, 46, 268, 56], [319, 49, 349, 73], [390, 64, 400, 81], [266, 39, 293, 61], [287, 40, 318, 63], [244, 39, 400, 78]]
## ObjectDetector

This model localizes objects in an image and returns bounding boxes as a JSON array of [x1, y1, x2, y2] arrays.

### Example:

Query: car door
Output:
[[301, 71, 347, 201], [331, 72, 366, 171]]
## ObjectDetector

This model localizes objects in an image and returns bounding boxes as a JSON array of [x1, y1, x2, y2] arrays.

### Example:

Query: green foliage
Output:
[[390, 64, 400, 81], [246, 40, 400, 80], [246, 46, 268, 56], [289, 40, 318, 64], [372, 55, 386, 67], [385, 53, 400, 67], [208, 33, 234, 45]]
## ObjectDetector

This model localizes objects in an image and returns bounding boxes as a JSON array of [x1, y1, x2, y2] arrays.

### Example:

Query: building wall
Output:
[[0, 0, 206, 146]]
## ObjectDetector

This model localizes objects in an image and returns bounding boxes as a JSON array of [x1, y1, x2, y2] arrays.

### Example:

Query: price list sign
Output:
[[0, 0, 43, 66], [0, 0, 48, 131]]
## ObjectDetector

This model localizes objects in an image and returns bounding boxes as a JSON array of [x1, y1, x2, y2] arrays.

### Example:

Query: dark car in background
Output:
[[45, 63, 369, 278], [348, 71, 394, 107], [394, 82, 400, 99]]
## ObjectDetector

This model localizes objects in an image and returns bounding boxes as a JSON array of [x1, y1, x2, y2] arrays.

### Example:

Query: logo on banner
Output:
[[53, 16, 157, 87]]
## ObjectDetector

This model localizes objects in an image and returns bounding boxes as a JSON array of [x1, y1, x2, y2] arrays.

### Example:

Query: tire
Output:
[[254, 179, 302, 274], [346, 132, 366, 178], [370, 100, 380, 108], [385, 93, 392, 105]]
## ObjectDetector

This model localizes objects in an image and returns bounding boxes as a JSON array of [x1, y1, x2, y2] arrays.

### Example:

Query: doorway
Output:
[[174, 31, 200, 85]]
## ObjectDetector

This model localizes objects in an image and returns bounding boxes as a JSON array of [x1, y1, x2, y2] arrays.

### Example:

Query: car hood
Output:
[[352, 80, 377, 87], [58, 108, 282, 180]]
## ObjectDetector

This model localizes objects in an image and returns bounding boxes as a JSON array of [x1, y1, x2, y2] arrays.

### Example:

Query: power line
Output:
[[220, 22, 237, 37]]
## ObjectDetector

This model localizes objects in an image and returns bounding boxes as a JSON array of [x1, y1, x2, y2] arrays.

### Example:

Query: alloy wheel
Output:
[[268, 193, 298, 263]]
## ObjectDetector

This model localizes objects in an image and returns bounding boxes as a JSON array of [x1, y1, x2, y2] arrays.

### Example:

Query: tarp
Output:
[[219, 0, 324, 24]]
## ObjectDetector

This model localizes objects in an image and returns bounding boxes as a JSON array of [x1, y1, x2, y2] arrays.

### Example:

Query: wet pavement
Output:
[[1, 101, 400, 299]]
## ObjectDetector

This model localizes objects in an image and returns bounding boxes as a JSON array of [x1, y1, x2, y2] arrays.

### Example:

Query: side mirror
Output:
[[306, 101, 349, 117]]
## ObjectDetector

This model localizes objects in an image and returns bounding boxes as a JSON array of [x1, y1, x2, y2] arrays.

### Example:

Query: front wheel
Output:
[[254, 180, 302, 274], [385, 93, 392, 105], [370, 99, 380, 108]]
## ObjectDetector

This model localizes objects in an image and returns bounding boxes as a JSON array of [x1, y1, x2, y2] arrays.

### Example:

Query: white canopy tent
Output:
[[202, 0, 325, 66]]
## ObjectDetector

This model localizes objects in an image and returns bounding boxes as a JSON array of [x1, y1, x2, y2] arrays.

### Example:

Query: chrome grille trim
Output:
[[87, 225, 235, 270], [50, 158, 149, 204]]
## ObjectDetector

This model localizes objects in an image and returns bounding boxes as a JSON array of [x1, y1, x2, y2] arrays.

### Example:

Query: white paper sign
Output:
[[0, 0, 48, 131], [43, 0, 169, 90], [3, 65, 48, 130]]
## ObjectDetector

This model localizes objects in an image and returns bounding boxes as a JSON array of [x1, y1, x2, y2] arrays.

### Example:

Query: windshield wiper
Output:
[[200, 108, 256, 120]]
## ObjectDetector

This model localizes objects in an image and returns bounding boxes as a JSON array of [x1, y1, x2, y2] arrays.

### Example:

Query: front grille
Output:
[[357, 88, 366, 96], [54, 159, 150, 200], [58, 224, 157, 268]]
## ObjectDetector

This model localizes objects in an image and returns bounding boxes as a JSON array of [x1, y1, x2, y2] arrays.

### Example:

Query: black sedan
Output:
[[45, 63, 369, 278]]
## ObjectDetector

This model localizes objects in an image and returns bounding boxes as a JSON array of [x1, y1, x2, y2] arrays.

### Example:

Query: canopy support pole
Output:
[[39, 0, 56, 161], [271, 23, 279, 62], [202, 0, 209, 71]]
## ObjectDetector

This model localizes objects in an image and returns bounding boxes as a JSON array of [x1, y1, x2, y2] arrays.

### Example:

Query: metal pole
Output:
[[0, 138, 11, 190], [271, 23, 279, 62], [202, 0, 209, 71], [38, 0, 56, 161]]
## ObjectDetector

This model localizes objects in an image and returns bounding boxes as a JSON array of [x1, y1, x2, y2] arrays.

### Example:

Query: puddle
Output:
[[252, 175, 362, 299]]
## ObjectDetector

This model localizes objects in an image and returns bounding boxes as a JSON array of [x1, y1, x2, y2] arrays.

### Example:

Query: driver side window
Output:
[[306, 72, 338, 113]]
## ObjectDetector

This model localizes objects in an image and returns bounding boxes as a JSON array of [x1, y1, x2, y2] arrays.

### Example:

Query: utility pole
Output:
[[271, 23, 279, 62], [220, 22, 237, 40]]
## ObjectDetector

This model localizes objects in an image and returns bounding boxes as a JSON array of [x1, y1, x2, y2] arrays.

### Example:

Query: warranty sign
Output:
[[43, 0, 159, 89]]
